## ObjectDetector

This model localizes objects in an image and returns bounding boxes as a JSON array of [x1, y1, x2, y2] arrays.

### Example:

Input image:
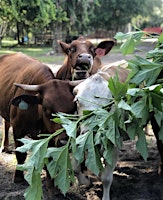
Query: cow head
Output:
[[11, 80, 78, 133], [58, 37, 114, 80], [73, 73, 112, 115]]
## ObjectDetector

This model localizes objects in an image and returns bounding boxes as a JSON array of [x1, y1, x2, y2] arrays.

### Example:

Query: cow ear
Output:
[[11, 94, 40, 110], [58, 40, 70, 55], [95, 40, 115, 56]]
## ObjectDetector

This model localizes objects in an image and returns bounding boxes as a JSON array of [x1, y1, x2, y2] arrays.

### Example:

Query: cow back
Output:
[[0, 52, 55, 121]]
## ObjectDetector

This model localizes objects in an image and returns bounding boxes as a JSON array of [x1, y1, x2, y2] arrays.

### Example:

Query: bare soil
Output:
[[1, 40, 162, 200], [0, 128, 163, 200]]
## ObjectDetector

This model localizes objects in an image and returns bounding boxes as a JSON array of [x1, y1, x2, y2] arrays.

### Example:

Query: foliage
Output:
[[134, 0, 163, 28], [16, 32, 163, 200], [1, 0, 163, 44]]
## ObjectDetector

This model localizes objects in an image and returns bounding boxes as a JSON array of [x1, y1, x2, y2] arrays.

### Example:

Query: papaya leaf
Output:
[[136, 129, 148, 161], [108, 77, 128, 101], [118, 99, 131, 111], [131, 97, 149, 124], [54, 113, 78, 139], [24, 170, 42, 200], [75, 131, 102, 176], [128, 56, 162, 86], [158, 33, 163, 43], [17, 137, 49, 173], [158, 123, 163, 141], [115, 31, 144, 55], [120, 37, 135, 55], [105, 116, 116, 145], [46, 144, 74, 195], [154, 110, 163, 127], [75, 131, 90, 163], [103, 140, 116, 169], [127, 122, 138, 140], [85, 132, 103, 175]]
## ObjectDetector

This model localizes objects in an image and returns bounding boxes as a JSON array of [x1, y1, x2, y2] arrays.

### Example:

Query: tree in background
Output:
[[132, 0, 163, 29], [0, 0, 163, 49], [88, 0, 153, 38], [0, 0, 59, 45]]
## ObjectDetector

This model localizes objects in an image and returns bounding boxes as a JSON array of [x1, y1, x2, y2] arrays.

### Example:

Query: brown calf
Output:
[[56, 37, 115, 80]]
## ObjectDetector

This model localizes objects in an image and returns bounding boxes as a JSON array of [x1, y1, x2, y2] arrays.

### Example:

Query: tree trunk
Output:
[[0, 36, 2, 48], [52, 22, 63, 54]]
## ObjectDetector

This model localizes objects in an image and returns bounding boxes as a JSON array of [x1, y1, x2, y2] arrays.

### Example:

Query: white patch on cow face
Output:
[[73, 73, 112, 115]]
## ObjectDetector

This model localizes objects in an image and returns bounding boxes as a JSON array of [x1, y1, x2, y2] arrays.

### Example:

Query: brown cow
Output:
[[0, 52, 77, 183], [56, 37, 115, 80]]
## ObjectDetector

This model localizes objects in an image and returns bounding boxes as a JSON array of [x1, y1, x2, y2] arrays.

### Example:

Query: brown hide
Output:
[[0, 53, 54, 122], [0, 53, 76, 182], [56, 37, 114, 80]]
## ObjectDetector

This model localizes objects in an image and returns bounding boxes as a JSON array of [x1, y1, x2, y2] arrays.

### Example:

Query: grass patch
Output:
[[0, 46, 65, 64], [0, 39, 121, 64]]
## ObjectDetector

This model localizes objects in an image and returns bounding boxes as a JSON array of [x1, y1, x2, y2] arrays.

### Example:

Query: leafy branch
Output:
[[16, 31, 163, 200]]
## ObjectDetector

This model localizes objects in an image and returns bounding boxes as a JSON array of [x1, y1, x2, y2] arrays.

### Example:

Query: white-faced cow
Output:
[[56, 36, 115, 80], [73, 63, 163, 199], [72, 65, 129, 200], [0, 52, 78, 183]]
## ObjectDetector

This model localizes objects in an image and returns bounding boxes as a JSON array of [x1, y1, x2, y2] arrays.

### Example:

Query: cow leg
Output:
[[101, 148, 119, 200], [71, 158, 90, 186], [151, 116, 163, 176], [43, 168, 60, 199], [13, 131, 27, 183], [101, 164, 113, 200], [0, 119, 10, 153]]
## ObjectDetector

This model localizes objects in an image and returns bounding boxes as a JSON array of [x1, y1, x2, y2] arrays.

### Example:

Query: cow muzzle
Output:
[[73, 53, 93, 80], [72, 69, 89, 80]]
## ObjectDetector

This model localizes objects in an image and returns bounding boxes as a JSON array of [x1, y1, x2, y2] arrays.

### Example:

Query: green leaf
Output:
[[55, 113, 78, 139], [131, 97, 149, 125], [17, 137, 49, 173], [24, 170, 43, 200], [85, 133, 103, 175], [136, 129, 148, 161], [46, 144, 74, 195], [114, 32, 127, 40], [127, 88, 141, 96], [127, 122, 138, 140], [108, 77, 128, 101], [144, 84, 163, 111], [154, 110, 163, 127], [158, 33, 163, 43], [158, 123, 163, 141], [118, 99, 131, 111], [75, 131, 102, 176], [128, 56, 162, 86], [103, 140, 117, 169], [120, 37, 135, 55], [75, 132, 90, 163], [105, 116, 116, 145]]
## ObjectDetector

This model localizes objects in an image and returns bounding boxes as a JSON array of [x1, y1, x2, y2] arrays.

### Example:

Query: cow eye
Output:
[[69, 46, 76, 53], [43, 107, 53, 119], [89, 46, 96, 56]]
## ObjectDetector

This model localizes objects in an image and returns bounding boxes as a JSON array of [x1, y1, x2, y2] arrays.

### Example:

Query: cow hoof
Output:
[[13, 176, 26, 183], [13, 171, 27, 184], [158, 164, 163, 177], [0, 147, 9, 153]]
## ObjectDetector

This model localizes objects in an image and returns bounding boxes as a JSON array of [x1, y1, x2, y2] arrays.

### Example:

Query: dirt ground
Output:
[[0, 127, 163, 200], [1, 40, 163, 200]]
